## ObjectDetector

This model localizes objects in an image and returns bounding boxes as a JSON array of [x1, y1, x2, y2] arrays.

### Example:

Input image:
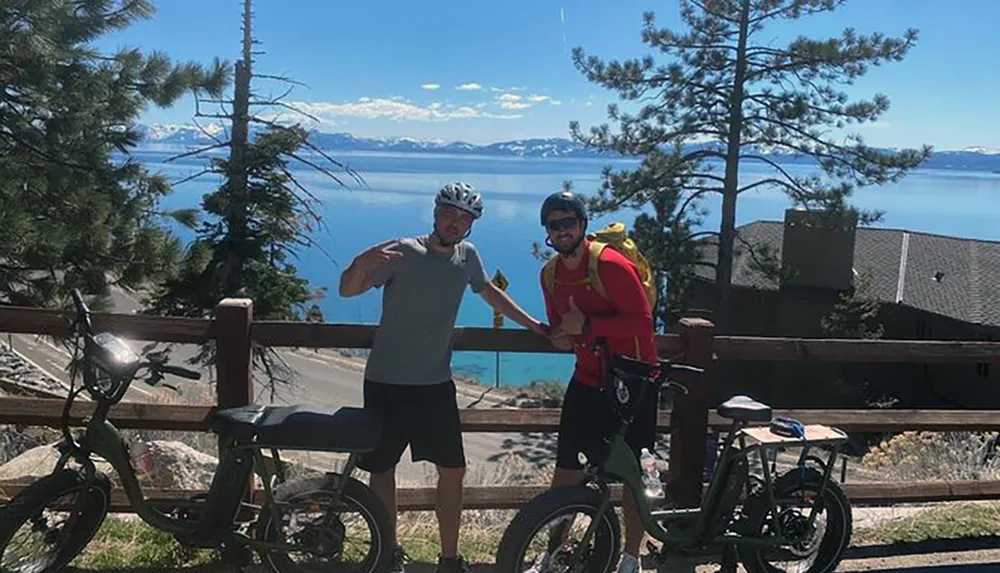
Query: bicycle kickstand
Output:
[[716, 544, 738, 573]]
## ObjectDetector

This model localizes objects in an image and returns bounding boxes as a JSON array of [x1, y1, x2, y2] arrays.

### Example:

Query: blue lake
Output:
[[137, 147, 1000, 386]]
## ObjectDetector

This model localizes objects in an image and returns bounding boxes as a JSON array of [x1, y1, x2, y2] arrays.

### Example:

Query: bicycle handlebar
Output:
[[157, 363, 202, 380], [67, 289, 202, 401], [71, 288, 92, 332]]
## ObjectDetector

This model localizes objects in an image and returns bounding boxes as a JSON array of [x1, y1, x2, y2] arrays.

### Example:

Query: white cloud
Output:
[[491, 86, 526, 93], [498, 93, 522, 102], [421, 83, 440, 90], [273, 98, 523, 124], [526, 94, 562, 105], [501, 101, 531, 110], [456, 83, 484, 91]]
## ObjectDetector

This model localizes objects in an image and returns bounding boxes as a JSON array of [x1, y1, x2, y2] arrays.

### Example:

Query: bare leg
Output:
[[436, 465, 466, 558], [622, 489, 645, 557], [546, 467, 583, 549], [551, 467, 582, 488], [368, 468, 398, 548]]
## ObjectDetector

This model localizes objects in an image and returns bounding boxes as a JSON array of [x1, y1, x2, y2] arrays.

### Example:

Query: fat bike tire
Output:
[[495, 484, 621, 573], [0, 468, 112, 573], [254, 473, 393, 573], [739, 467, 853, 573]]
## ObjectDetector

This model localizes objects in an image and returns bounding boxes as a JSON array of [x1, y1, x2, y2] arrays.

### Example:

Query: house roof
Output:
[[694, 221, 1000, 327]]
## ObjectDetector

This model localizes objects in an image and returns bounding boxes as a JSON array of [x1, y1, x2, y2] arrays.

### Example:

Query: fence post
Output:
[[215, 298, 254, 409], [213, 297, 254, 566], [666, 317, 715, 508]]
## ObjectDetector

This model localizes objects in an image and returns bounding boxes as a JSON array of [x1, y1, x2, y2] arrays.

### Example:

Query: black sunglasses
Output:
[[545, 217, 579, 232]]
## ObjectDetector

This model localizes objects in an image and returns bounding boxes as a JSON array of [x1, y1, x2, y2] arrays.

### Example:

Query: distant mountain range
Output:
[[137, 123, 1000, 173]]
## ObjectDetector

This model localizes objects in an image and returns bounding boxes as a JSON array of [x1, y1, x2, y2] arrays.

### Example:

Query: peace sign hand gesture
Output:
[[354, 239, 403, 273]]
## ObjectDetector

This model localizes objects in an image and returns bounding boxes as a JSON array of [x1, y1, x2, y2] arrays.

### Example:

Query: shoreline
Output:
[[314, 348, 558, 408]]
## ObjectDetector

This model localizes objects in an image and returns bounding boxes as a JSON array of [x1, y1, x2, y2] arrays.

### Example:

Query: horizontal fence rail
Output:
[[4, 299, 1000, 516], [6, 306, 1000, 362], [6, 397, 1000, 434]]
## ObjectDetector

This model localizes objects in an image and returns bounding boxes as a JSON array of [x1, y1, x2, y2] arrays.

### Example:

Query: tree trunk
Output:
[[224, 0, 253, 295], [715, 0, 751, 334]]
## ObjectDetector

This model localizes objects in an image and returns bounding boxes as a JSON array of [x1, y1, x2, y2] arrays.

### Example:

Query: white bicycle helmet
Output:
[[435, 181, 484, 219]]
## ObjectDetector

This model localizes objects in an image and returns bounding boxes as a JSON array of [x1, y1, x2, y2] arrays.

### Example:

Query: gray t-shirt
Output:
[[364, 235, 490, 385]]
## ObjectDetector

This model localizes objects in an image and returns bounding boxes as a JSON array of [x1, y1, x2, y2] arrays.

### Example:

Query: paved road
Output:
[[5, 288, 536, 484]]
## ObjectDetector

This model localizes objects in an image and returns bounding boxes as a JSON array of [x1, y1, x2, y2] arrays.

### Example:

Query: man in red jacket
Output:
[[536, 190, 659, 573]]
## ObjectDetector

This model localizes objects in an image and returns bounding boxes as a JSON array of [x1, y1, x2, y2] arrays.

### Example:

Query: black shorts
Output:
[[356, 379, 466, 473], [555, 378, 658, 470]]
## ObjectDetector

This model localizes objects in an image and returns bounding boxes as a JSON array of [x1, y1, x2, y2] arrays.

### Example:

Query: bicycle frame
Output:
[[46, 320, 361, 554], [51, 396, 366, 554], [576, 380, 846, 555]]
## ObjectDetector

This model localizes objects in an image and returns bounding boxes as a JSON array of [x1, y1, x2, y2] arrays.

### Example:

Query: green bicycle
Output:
[[0, 290, 394, 573], [495, 354, 852, 573]]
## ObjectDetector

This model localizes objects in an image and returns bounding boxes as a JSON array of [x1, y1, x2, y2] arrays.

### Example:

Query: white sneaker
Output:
[[616, 552, 641, 573]]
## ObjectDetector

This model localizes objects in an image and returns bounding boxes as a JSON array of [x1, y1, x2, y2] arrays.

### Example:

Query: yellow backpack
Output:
[[542, 222, 657, 310]]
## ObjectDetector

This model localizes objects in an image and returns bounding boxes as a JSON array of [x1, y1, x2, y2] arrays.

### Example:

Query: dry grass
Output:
[[71, 518, 217, 570], [860, 430, 1000, 481], [61, 455, 555, 569], [392, 454, 556, 563], [855, 501, 1000, 545]]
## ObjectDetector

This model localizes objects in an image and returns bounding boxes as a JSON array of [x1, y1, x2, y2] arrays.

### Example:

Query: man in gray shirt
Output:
[[339, 182, 547, 573]]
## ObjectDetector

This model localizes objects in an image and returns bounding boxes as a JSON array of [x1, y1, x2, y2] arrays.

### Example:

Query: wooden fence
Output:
[[3, 298, 1000, 513]]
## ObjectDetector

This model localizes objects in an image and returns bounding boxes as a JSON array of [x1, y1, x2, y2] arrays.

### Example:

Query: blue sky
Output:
[[95, 0, 1000, 148]]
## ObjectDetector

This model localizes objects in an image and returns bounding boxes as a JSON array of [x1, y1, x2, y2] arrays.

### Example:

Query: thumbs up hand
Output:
[[554, 296, 587, 337]]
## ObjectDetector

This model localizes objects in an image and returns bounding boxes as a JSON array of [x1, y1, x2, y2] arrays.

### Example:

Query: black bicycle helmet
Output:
[[540, 191, 587, 226]]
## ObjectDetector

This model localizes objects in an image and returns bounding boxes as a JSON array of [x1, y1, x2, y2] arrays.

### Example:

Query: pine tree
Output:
[[570, 0, 931, 331], [143, 0, 357, 398], [0, 0, 229, 309]]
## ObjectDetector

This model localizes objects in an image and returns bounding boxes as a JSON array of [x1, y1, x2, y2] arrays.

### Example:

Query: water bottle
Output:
[[130, 436, 156, 483], [639, 447, 664, 500]]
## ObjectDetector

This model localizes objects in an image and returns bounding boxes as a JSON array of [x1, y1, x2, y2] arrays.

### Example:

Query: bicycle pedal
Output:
[[645, 541, 668, 565]]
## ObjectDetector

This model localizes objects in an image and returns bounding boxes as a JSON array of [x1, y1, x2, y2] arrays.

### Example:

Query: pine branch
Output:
[[734, 232, 782, 282], [737, 176, 808, 199], [248, 84, 296, 107], [248, 116, 365, 187], [747, 0, 847, 27], [191, 117, 227, 145], [164, 142, 230, 163], [738, 154, 809, 193], [686, 0, 740, 25], [254, 73, 309, 87], [675, 188, 715, 226], [171, 168, 214, 186]]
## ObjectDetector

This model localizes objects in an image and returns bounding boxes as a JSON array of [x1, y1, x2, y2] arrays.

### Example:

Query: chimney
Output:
[[780, 208, 858, 291]]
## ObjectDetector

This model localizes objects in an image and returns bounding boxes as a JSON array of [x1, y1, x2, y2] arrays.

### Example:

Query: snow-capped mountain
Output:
[[139, 123, 225, 144], [135, 123, 1000, 171], [960, 146, 1000, 156]]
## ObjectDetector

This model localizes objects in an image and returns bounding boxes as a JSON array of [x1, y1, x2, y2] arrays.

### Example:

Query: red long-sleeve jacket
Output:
[[541, 241, 658, 388]]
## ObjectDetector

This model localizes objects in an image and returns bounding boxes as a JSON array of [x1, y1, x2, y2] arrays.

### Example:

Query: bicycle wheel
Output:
[[0, 469, 112, 573], [254, 473, 393, 573], [495, 485, 621, 573], [738, 467, 852, 573]]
